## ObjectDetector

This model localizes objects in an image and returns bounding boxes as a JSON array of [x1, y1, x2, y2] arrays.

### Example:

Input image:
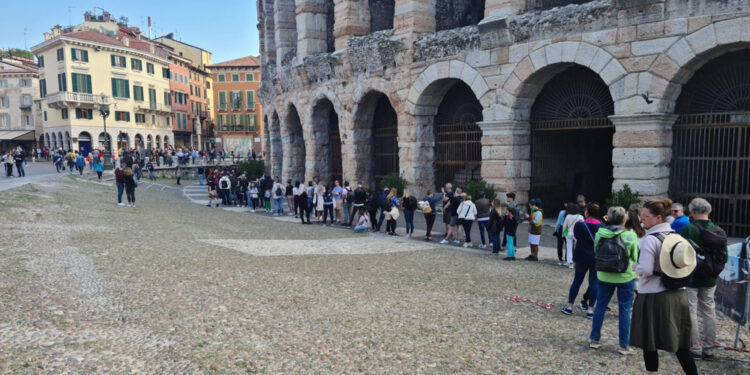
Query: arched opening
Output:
[[164, 136, 170, 149], [435, 0, 485, 31], [38, 135, 44, 149], [57, 132, 63, 150], [98, 132, 111, 149], [117, 133, 129, 152], [311, 98, 342, 184], [353, 91, 398, 188], [369, 0, 394, 32], [282, 105, 305, 182], [78, 132, 92, 156], [670, 49, 750, 236], [433, 80, 483, 189], [326, 0, 335, 52], [147, 135, 153, 150], [50, 133, 56, 149], [135, 134, 144, 151], [270, 111, 283, 177], [65, 132, 71, 150], [155, 135, 161, 150], [529, 65, 615, 213]]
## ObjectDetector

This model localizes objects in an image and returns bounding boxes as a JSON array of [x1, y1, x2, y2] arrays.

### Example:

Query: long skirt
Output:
[[630, 288, 692, 352]]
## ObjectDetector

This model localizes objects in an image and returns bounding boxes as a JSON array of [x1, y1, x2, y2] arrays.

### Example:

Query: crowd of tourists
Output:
[[553, 195, 728, 375]]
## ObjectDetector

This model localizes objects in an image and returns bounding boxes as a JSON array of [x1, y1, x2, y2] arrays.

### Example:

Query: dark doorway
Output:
[[530, 65, 614, 214], [372, 94, 399, 186], [311, 98, 342, 185], [284, 105, 306, 182], [670, 49, 750, 236], [435, 0, 485, 31], [369, 0, 395, 32], [326, 0, 335, 52], [328, 105, 342, 183], [434, 80, 483, 189]]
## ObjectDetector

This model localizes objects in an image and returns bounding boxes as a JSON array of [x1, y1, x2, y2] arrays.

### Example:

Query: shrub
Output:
[[378, 172, 408, 198], [464, 180, 497, 202], [236, 160, 266, 180], [606, 184, 641, 209]]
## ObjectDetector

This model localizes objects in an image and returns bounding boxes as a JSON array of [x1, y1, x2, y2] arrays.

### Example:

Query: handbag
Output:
[[389, 206, 400, 221]]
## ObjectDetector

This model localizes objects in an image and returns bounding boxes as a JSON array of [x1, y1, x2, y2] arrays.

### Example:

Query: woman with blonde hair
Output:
[[401, 189, 418, 237], [314, 183, 325, 223], [457, 193, 477, 247], [384, 188, 400, 235]]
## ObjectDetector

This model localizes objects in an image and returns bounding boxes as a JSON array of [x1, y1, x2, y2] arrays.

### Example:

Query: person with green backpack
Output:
[[589, 206, 638, 355]]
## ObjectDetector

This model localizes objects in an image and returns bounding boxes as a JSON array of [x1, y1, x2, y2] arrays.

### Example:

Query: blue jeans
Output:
[[149, 171, 155, 180], [568, 262, 598, 307], [506, 235, 515, 257], [198, 173, 204, 185], [590, 279, 635, 348], [490, 232, 502, 252], [404, 209, 415, 234], [116, 182, 124, 203], [15, 162, 24, 177], [273, 198, 283, 214], [461, 220, 473, 242], [377, 211, 385, 231], [354, 225, 368, 233], [477, 219, 489, 245], [55, 162, 62, 172]]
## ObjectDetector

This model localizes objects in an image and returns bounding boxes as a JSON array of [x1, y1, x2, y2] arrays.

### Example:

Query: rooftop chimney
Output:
[[122, 37, 130, 47]]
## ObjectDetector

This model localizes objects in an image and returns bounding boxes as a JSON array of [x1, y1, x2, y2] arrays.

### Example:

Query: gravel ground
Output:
[[0, 177, 748, 374]]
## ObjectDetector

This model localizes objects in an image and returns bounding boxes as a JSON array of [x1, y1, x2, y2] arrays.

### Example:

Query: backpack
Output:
[[595, 232, 630, 273], [692, 223, 728, 279], [220, 179, 229, 189], [404, 196, 418, 211], [345, 188, 353, 203], [275, 185, 283, 197], [381, 195, 392, 211], [650, 233, 697, 290]]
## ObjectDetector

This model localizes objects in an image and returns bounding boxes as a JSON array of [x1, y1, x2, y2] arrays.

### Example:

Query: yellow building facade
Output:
[[31, 28, 173, 156]]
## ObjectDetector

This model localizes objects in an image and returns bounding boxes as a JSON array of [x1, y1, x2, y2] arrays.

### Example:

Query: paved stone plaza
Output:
[[0, 177, 748, 374]]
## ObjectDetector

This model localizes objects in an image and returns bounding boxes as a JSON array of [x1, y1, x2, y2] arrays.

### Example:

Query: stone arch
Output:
[[407, 60, 491, 116], [270, 110, 283, 177], [146, 135, 153, 150], [281, 102, 306, 183], [98, 132, 112, 149], [155, 135, 162, 149], [308, 93, 343, 184], [644, 18, 750, 114], [369, 0, 394, 32], [351, 89, 399, 188], [57, 132, 64, 150], [64, 131, 71, 150], [502, 41, 627, 121]]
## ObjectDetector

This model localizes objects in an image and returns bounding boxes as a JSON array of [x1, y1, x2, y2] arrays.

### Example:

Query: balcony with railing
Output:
[[135, 102, 172, 115], [45, 92, 110, 109], [216, 124, 260, 133], [19, 104, 32, 112]]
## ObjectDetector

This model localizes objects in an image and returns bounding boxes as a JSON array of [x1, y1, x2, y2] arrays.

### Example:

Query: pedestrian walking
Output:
[[332, 180, 343, 223], [475, 192, 490, 249], [421, 189, 444, 241], [375, 186, 390, 233], [589, 206, 638, 355], [681, 198, 728, 361], [249, 182, 259, 211], [4, 151, 14, 177], [122, 166, 137, 207], [197, 166, 205, 185], [219, 173, 231, 206], [670, 202, 690, 233], [93, 158, 103, 181], [75, 151, 85, 176], [561, 203, 603, 318], [504, 192, 521, 248], [114, 165, 125, 206], [366, 188, 379, 231], [297, 182, 310, 223], [13, 149, 25, 177], [314, 183, 325, 222], [630, 198, 697, 374], [207, 177, 219, 207], [147, 161, 155, 181]]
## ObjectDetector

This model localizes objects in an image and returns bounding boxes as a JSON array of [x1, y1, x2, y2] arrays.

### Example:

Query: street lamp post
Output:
[[96, 93, 113, 170]]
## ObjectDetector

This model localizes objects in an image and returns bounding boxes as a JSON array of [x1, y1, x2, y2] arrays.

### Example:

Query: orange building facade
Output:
[[208, 56, 262, 157]]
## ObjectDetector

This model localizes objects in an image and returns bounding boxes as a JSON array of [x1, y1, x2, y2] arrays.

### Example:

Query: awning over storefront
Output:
[[0, 130, 35, 141]]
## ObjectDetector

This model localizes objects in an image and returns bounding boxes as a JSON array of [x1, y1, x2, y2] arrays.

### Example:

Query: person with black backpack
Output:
[[589, 206, 638, 355], [402, 189, 418, 237], [631, 199, 697, 375], [680, 197, 727, 361]]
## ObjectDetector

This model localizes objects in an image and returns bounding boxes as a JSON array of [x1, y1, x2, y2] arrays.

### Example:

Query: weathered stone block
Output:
[[609, 73, 638, 102], [613, 130, 670, 148], [612, 147, 670, 167], [743, 17, 750, 42], [604, 43, 631, 59], [664, 18, 687, 36], [544, 43, 563, 65], [613, 166, 669, 180], [582, 28, 617, 46], [612, 178, 669, 197], [636, 21, 665, 40], [560, 41, 580, 63], [687, 15, 712, 34], [600, 58, 627, 85], [649, 55, 680, 80], [529, 47, 547, 70], [665, 38, 696, 67], [685, 24, 717, 55], [617, 26, 637, 43], [714, 18, 742, 45], [631, 36, 679, 56], [513, 56, 535, 82], [574, 42, 599, 66], [588, 47, 613, 73], [503, 73, 522, 96], [466, 50, 492, 68], [509, 43, 528, 63], [620, 55, 658, 72]]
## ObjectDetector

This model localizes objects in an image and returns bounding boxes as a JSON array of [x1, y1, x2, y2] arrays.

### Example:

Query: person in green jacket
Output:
[[680, 197, 726, 361], [589, 206, 639, 354]]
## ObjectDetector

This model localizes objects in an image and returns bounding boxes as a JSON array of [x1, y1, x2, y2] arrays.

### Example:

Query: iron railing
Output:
[[434, 122, 482, 189], [670, 111, 750, 236], [531, 117, 613, 131]]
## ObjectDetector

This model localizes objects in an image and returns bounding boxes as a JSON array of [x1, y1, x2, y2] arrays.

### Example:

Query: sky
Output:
[[0, 0, 259, 63]]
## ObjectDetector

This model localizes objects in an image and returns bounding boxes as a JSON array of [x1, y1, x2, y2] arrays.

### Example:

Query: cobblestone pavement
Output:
[[1, 177, 748, 374]]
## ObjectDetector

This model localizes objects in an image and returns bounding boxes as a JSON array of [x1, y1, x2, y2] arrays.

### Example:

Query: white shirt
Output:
[[457, 200, 477, 220]]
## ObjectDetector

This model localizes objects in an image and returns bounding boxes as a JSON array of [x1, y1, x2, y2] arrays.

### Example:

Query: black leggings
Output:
[[425, 213, 436, 238], [643, 349, 697, 375], [557, 234, 565, 261], [386, 218, 396, 233], [125, 185, 136, 203], [323, 205, 334, 224], [368, 210, 378, 231]]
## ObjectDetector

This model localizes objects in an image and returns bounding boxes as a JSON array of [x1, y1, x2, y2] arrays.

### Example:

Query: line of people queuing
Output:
[[555, 196, 728, 374]]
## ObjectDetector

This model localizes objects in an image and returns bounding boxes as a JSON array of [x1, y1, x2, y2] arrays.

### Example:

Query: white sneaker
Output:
[[127, 203, 132, 207], [251, 209, 255, 213], [453, 239, 461, 244], [117, 203, 125, 206], [478, 244, 486, 249], [557, 261, 563, 266], [439, 239, 449, 244], [569, 263, 575, 269], [463, 242, 471, 248], [131, 204, 135, 208]]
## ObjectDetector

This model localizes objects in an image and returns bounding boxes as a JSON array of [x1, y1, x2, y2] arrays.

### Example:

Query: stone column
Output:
[[609, 114, 677, 199], [333, 0, 370, 50], [393, 0, 436, 36], [477, 120, 531, 204], [296, 0, 329, 62], [484, 0, 525, 18], [274, 0, 298, 67], [263, 0, 277, 63], [399, 112, 435, 197]]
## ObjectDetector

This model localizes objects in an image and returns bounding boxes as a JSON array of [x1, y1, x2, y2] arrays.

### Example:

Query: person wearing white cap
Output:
[[630, 198, 697, 375]]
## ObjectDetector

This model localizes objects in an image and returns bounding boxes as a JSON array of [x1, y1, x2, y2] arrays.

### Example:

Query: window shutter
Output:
[[111, 78, 117, 97], [126, 112, 130, 122], [111, 55, 115, 66], [71, 73, 78, 92], [125, 81, 130, 98], [86, 75, 92, 94], [83, 50, 89, 62], [75, 108, 81, 118]]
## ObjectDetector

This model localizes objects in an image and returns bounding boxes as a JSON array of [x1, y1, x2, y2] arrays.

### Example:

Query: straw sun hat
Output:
[[659, 234, 697, 278]]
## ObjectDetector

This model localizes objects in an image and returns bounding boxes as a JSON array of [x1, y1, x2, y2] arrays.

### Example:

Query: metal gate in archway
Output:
[[434, 122, 482, 188], [670, 49, 750, 236]]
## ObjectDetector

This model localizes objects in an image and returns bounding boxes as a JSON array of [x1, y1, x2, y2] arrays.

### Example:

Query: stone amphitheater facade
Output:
[[257, 0, 750, 235]]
